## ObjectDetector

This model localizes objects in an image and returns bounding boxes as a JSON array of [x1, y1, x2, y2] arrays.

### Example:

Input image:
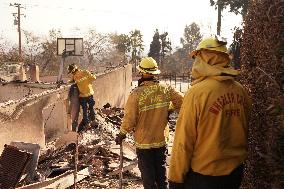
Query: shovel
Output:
[[119, 143, 123, 189]]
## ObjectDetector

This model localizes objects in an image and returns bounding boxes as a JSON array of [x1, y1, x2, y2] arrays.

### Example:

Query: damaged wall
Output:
[[0, 88, 69, 153], [93, 64, 132, 108], [0, 65, 132, 153], [43, 99, 70, 141], [0, 83, 56, 103]]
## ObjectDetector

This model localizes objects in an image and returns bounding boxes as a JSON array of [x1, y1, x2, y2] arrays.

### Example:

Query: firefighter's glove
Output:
[[169, 181, 184, 189], [115, 133, 126, 145]]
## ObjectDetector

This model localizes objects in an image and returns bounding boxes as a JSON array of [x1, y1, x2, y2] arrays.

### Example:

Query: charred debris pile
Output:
[[9, 103, 179, 189]]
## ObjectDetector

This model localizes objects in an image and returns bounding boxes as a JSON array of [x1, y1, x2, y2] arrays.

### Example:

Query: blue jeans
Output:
[[79, 95, 95, 128]]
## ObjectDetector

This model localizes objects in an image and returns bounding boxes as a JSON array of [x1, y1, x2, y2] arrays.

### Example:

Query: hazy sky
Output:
[[0, 0, 242, 50]]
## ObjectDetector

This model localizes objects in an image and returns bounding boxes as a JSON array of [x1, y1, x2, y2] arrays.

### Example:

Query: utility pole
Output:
[[216, 1, 223, 36], [10, 3, 24, 62]]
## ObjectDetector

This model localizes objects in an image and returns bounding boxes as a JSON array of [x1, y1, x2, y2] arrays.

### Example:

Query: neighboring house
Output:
[[0, 62, 26, 82]]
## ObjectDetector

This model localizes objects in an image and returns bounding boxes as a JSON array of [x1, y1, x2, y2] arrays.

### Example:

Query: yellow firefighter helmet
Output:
[[136, 57, 161, 75], [189, 36, 228, 58], [67, 64, 78, 74]]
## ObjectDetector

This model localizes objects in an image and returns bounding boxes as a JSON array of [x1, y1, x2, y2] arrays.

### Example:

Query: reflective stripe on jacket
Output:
[[73, 69, 96, 97], [120, 81, 183, 149]]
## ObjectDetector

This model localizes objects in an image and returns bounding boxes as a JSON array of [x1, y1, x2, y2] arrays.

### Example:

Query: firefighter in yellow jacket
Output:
[[168, 37, 252, 189], [115, 57, 183, 189], [67, 64, 97, 132]]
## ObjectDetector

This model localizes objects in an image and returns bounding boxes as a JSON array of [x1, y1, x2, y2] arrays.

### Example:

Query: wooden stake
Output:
[[119, 144, 123, 189], [74, 131, 79, 188]]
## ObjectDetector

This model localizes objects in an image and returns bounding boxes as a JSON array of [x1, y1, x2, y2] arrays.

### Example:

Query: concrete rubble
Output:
[[0, 99, 178, 188], [11, 106, 144, 189]]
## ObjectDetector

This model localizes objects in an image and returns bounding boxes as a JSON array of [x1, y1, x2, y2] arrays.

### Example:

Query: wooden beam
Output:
[[17, 166, 91, 189]]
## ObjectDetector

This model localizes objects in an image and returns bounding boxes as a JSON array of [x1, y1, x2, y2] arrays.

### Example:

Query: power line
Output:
[[21, 3, 138, 15], [10, 3, 25, 62]]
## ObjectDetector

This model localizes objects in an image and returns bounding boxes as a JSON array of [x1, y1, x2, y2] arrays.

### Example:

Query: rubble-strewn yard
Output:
[[13, 105, 178, 189], [32, 107, 142, 188]]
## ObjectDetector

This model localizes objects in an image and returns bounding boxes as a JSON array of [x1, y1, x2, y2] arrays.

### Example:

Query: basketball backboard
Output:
[[57, 38, 83, 56]]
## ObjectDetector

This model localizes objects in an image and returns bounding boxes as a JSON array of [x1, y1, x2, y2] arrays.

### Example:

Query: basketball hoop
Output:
[[57, 38, 83, 56], [56, 38, 84, 84]]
